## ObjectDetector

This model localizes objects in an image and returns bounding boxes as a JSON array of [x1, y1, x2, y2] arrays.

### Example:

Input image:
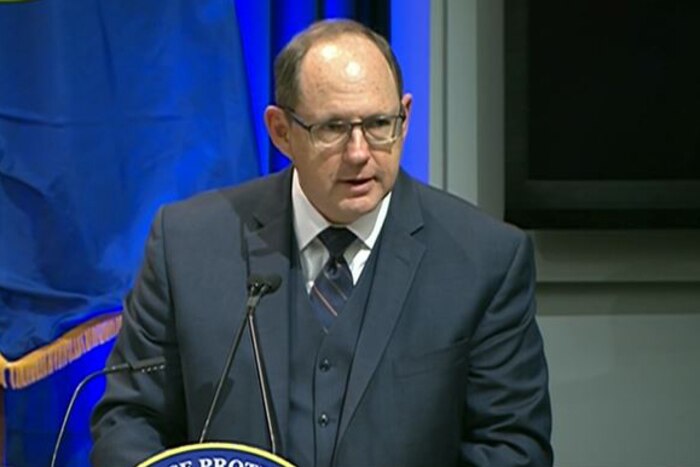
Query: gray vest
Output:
[[286, 245, 380, 467]]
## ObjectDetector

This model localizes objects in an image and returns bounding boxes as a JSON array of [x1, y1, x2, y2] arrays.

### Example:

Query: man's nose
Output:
[[344, 126, 370, 162]]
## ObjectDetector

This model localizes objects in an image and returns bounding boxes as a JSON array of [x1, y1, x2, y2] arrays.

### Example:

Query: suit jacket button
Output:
[[319, 359, 331, 372], [318, 413, 329, 427]]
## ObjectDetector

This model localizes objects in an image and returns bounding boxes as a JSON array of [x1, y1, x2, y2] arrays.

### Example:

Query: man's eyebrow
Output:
[[318, 111, 397, 122]]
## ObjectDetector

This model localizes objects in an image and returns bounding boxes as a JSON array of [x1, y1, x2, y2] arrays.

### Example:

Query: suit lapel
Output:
[[337, 173, 425, 441], [243, 169, 294, 453]]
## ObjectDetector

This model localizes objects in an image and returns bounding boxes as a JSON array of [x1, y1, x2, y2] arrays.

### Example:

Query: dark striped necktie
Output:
[[310, 227, 357, 331]]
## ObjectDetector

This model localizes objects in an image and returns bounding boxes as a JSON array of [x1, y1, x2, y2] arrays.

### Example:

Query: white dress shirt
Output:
[[291, 169, 391, 293]]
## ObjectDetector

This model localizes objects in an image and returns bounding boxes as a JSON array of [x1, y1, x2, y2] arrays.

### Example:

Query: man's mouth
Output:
[[341, 177, 374, 193], [346, 177, 371, 185]]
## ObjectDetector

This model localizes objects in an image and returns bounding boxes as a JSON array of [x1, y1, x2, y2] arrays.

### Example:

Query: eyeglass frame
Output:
[[280, 106, 407, 148]]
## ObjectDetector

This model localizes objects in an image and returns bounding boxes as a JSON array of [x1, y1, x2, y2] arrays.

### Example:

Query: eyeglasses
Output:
[[282, 107, 406, 148]]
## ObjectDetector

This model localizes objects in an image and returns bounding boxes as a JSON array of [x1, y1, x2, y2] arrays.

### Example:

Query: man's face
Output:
[[272, 34, 411, 224]]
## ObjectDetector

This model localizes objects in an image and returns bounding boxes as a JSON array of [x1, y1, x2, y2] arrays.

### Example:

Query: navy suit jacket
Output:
[[91, 168, 552, 466]]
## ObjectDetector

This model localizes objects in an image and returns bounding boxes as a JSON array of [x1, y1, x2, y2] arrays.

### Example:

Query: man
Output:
[[91, 19, 552, 466]]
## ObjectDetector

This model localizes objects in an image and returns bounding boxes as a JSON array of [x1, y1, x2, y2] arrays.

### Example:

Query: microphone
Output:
[[246, 274, 282, 307], [50, 356, 166, 467], [198, 274, 282, 444]]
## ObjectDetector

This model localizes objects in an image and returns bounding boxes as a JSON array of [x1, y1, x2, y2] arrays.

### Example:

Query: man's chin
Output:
[[333, 197, 381, 223]]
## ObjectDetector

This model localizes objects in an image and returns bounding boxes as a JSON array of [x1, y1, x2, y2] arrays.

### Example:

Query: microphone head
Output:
[[130, 356, 166, 372], [247, 274, 282, 295]]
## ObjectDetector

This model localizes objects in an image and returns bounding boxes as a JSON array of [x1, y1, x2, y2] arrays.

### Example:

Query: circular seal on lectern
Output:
[[137, 442, 296, 467]]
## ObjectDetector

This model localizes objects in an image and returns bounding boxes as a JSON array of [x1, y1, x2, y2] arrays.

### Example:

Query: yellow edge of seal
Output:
[[137, 442, 296, 467]]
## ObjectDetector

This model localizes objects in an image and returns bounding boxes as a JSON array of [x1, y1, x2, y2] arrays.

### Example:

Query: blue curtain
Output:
[[0, 0, 258, 464], [0, 0, 259, 361]]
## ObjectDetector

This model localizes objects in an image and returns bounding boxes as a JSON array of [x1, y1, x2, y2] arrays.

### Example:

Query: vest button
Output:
[[319, 359, 331, 372], [318, 413, 329, 427]]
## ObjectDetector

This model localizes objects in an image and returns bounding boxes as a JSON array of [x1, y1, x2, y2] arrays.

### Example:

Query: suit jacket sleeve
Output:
[[461, 233, 553, 466], [90, 207, 187, 466]]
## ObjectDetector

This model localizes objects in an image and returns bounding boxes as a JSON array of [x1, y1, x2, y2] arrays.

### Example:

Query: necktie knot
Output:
[[318, 227, 356, 260]]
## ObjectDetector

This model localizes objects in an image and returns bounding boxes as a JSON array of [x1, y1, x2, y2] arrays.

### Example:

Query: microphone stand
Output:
[[198, 275, 280, 443], [197, 294, 258, 443], [248, 311, 279, 454]]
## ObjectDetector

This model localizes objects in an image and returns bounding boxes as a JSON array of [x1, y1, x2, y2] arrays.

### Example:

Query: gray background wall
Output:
[[428, 1, 700, 466]]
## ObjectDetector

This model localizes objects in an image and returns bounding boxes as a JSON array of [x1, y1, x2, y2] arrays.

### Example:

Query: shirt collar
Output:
[[291, 169, 391, 251]]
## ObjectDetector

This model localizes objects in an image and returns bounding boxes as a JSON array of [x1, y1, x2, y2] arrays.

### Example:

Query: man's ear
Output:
[[400, 93, 413, 137], [264, 105, 293, 159]]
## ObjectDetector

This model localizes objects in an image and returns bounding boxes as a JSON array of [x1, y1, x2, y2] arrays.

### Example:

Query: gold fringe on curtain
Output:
[[0, 353, 7, 388], [0, 312, 122, 390]]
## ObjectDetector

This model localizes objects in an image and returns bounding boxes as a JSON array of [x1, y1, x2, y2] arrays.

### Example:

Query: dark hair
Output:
[[273, 19, 404, 109]]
